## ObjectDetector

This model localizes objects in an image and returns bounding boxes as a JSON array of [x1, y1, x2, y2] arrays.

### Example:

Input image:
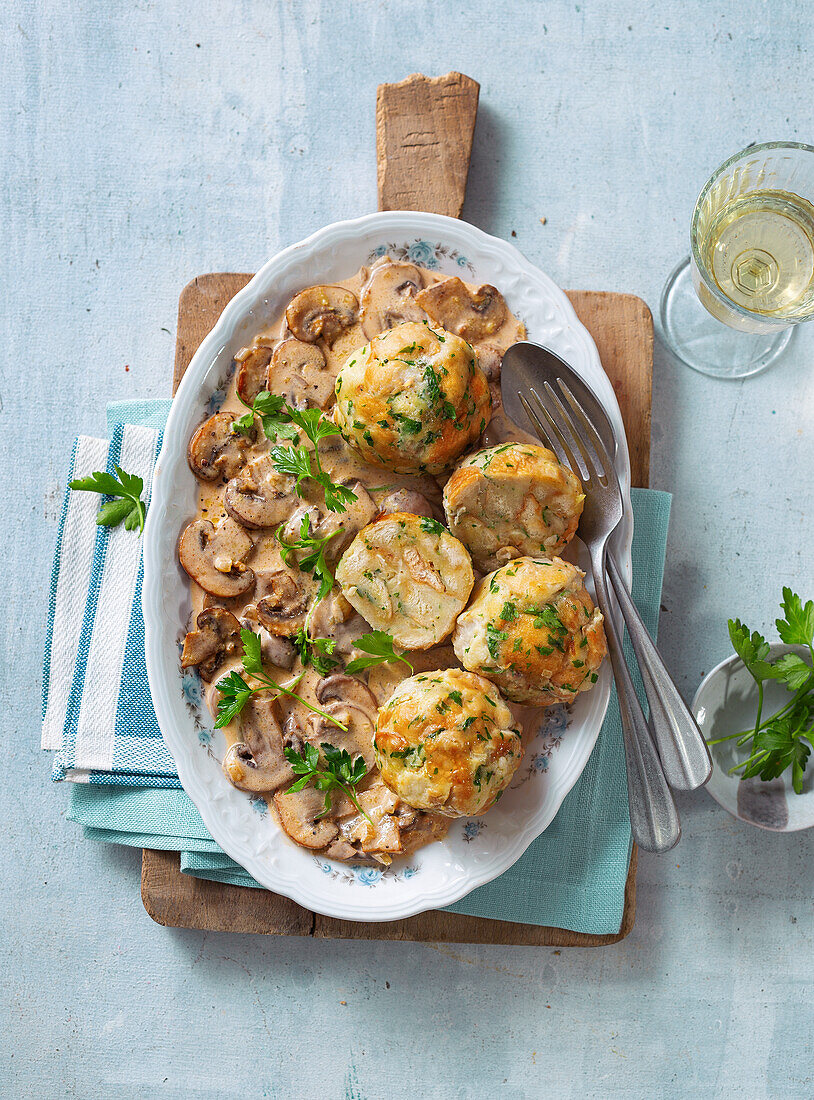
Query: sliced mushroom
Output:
[[310, 700, 377, 773], [256, 570, 308, 637], [268, 338, 335, 410], [274, 786, 339, 849], [395, 804, 419, 830], [378, 488, 438, 519], [224, 452, 297, 529], [308, 590, 355, 639], [338, 782, 403, 854], [282, 713, 306, 757], [416, 277, 507, 342], [187, 412, 254, 481], [178, 517, 255, 598], [235, 343, 274, 404], [323, 838, 361, 861], [285, 285, 359, 345], [360, 262, 427, 338], [238, 615, 297, 669], [279, 504, 323, 548], [285, 482, 376, 557], [222, 692, 293, 793], [181, 607, 242, 681], [476, 343, 503, 382], [399, 811, 450, 856], [316, 672, 379, 713]]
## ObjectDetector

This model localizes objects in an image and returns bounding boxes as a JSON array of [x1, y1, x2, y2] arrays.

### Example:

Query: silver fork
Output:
[[502, 342, 711, 793], [518, 382, 681, 853]]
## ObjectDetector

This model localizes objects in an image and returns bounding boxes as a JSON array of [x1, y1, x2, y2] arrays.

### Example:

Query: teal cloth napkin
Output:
[[62, 401, 671, 935]]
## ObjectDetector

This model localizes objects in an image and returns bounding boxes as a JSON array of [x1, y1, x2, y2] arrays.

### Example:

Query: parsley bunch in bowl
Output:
[[707, 588, 814, 794]]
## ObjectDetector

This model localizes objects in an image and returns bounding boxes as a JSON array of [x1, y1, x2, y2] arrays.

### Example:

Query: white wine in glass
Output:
[[661, 142, 814, 378]]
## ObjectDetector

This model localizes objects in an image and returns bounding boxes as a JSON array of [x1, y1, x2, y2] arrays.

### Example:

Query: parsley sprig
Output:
[[232, 390, 300, 443], [277, 516, 340, 675], [215, 629, 347, 731], [707, 588, 814, 794], [271, 407, 357, 514], [346, 631, 414, 675], [233, 395, 357, 513], [69, 466, 148, 535], [285, 742, 373, 825]]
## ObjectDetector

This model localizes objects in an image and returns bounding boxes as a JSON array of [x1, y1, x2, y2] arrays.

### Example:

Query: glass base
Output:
[[659, 257, 793, 378]]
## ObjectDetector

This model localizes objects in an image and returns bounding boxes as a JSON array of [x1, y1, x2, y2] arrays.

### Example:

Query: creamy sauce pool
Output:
[[186, 259, 549, 862]]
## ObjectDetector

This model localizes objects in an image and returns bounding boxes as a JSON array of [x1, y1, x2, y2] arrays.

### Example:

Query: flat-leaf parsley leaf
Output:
[[69, 465, 148, 535]]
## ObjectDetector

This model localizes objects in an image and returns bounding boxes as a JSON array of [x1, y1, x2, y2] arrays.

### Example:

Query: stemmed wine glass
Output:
[[660, 141, 814, 379]]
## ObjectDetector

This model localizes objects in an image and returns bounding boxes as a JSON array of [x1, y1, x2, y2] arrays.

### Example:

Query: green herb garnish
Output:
[[232, 390, 301, 442], [345, 631, 415, 675], [707, 589, 814, 794], [215, 630, 346, 731], [486, 623, 509, 660], [285, 742, 373, 825], [270, 406, 358, 514], [419, 517, 446, 537], [69, 465, 147, 534], [277, 515, 340, 673]]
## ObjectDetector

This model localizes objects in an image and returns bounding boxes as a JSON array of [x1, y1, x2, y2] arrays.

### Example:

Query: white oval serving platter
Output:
[[143, 211, 633, 921]]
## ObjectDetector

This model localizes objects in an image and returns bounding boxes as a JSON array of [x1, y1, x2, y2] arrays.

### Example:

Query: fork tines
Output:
[[519, 379, 612, 486]]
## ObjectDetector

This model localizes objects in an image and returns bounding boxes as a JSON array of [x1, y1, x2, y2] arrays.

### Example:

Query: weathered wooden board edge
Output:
[[142, 273, 652, 946], [376, 71, 480, 218]]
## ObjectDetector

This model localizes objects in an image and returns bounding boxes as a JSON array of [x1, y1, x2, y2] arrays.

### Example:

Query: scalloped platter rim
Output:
[[142, 211, 634, 922]]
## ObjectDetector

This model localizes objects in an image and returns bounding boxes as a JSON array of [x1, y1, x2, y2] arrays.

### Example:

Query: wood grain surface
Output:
[[144, 273, 652, 944], [144, 71, 651, 945], [376, 72, 480, 217]]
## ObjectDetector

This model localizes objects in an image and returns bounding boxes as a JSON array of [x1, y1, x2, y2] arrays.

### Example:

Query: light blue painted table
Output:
[[2, 2, 812, 1096]]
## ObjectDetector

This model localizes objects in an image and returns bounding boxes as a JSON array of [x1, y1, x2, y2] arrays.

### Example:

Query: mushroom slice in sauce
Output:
[[181, 607, 242, 681], [187, 412, 254, 481], [235, 343, 274, 405], [476, 343, 503, 382], [360, 261, 427, 338], [224, 452, 297, 529], [274, 786, 339, 849], [377, 488, 438, 520], [255, 570, 308, 637], [316, 672, 378, 713], [281, 483, 377, 557], [415, 276, 507, 342], [307, 591, 356, 640], [338, 782, 403, 855], [178, 517, 255, 598], [323, 838, 360, 861], [222, 692, 293, 793], [309, 705, 377, 774], [398, 810, 450, 856], [268, 338, 335, 410], [285, 285, 359, 345], [253, 623, 297, 670]]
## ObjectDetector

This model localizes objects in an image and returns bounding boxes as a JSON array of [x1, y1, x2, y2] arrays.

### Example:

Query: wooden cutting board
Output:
[[141, 73, 653, 945]]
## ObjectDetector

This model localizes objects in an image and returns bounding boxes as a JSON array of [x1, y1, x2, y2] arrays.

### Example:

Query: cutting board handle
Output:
[[376, 71, 480, 218]]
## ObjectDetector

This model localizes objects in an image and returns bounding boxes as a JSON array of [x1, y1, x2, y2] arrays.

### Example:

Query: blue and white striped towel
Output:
[[42, 406, 181, 788]]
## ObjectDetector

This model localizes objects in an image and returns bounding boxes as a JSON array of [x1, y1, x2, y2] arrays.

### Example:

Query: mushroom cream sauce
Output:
[[182, 258, 555, 865]]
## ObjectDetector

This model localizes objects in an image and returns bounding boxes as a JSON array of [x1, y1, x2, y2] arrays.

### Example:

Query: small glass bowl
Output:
[[692, 643, 814, 831]]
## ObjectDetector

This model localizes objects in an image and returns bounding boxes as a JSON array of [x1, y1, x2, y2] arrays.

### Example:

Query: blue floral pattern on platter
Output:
[[463, 819, 487, 843], [315, 856, 419, 886], [368, 239, 473, 273]]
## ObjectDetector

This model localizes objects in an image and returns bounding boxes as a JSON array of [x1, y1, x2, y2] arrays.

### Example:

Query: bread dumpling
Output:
[[375, 668, 523, 817], [443, 443, 584, 572], [333, 321, 491, 475], [452, 556, 606, 706], [335, 513, 474, 650]]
